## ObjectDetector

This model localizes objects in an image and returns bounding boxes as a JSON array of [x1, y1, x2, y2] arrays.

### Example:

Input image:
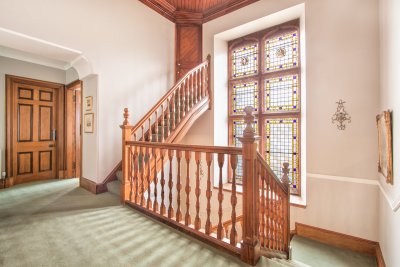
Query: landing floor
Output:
[[0, 179, 376, 267]]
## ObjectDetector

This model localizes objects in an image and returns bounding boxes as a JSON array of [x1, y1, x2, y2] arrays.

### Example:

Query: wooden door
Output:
[[65, 81, 82, 178], [12, 83, 57, 183], [176, 24, 202, 80]]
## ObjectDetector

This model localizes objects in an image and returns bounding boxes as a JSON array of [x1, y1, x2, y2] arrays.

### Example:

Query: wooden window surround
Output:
[[228, 19, 302, 195]]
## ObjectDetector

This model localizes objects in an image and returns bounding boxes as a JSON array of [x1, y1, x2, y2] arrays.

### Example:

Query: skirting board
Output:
[[80, 177, 108, 194], [295, 223, 385, 267]]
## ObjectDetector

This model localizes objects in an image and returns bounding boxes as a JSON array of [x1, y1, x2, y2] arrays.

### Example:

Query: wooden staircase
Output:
[[105, 55, 211, 195], [118, 57, 290, 266]]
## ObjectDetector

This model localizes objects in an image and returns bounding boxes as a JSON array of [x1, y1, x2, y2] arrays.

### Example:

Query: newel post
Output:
[[239, 106, 261, 265], [281, 162, 291, 258], [120, 108, 134, 204]]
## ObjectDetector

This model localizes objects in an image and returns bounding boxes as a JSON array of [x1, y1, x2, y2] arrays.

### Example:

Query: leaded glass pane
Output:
[[232, 120, 258, 184], [232, 44, 258, 78], [265, 31, 298, 72], [232, 81, 258, 114], [265, 75, 299, 112], [265, 118, 299, 190]]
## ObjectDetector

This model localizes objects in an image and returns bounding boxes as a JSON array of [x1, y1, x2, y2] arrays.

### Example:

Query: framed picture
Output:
[[376, 110, 393, 184], [84, 113, 94, 133], [85, 96, 93, 111]]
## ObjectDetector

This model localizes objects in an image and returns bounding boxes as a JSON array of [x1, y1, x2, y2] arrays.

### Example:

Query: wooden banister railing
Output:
[[129, 55, 211, 142], [121, 77, 290, 265]]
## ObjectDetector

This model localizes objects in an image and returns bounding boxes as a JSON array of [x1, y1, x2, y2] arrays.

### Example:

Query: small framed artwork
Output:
[[376, 110, 393, 184], [85, 96, 93, 111], [84, 113, 94, 133]]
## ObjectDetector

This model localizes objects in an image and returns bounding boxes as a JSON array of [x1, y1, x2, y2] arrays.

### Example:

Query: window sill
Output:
[[217, 183, 307, 208]]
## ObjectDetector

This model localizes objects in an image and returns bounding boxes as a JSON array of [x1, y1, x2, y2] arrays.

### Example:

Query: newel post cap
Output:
[[120, 108, 133, 129], [281, 162, 290, 186]]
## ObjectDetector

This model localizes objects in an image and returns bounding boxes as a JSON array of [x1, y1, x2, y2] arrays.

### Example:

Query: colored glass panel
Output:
[[232, 81, 258, 114], [232, 44, 258, 78], [232, 119, 258, 184], [265, 31, 299, 72], [265, 118, 299, 189], [265, 75, 299, 112]]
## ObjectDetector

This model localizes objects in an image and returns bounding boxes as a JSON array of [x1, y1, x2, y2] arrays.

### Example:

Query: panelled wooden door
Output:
[[65, 81, 82, 178], [176, 24, 203, 80], [6, 76, 64, 185]]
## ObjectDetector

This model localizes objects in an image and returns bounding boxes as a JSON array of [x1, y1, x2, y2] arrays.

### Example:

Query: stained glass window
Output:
[[265, 75, 299, 112], [265, 118, 299, 189], [232, 81, 259, 114], [232, 44, 258, 78], [232, 120, 258, 184], [265, 31, 298, 72]]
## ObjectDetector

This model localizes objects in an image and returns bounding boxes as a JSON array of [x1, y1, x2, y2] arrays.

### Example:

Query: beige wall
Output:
[[378, 0, 400, 266], [0, 0, 175, 182], [0, 56, 66, 176], [183, 0, 381, 241]]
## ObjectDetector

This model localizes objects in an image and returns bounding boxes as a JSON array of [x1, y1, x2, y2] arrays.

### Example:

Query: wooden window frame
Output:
[[227, 19, 301, 195]]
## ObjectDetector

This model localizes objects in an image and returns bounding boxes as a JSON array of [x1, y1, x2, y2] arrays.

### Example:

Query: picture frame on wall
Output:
[[85, 96, 93, 111], [376, 110, 393, 185], [84, 113, 94, 133]]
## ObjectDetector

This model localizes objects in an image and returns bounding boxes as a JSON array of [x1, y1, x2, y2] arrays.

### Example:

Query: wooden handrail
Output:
[[126, 141, 242, 155], [130, 55, 211, 136], [257, 153, 288, 194]]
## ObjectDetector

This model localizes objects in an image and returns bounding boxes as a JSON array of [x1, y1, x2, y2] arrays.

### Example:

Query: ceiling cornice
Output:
[[139, 0, 260, 24]]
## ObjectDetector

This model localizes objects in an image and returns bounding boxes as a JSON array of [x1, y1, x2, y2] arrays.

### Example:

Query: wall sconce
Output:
[[332, 100, 351, 130]]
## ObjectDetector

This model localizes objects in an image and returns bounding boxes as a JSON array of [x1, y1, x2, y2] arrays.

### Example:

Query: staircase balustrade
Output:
[[120, 54, 290, 265]]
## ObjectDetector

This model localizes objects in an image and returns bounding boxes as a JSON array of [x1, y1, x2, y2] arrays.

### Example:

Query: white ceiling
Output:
[[0, 27, 82, 70]]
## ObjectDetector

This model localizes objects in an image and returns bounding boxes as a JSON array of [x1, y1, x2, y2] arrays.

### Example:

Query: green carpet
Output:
[[0, 179, 377, 267]]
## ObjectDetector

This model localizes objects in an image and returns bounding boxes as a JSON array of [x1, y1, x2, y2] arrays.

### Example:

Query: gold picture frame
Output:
[[376, 110, 393, 184], [84, 113, 94, 133], [85, 96, 93, 111]]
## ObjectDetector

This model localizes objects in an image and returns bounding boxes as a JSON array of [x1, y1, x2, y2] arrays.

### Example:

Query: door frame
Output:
[[6, 75, 66, 185], [65, 80, 83, 179]]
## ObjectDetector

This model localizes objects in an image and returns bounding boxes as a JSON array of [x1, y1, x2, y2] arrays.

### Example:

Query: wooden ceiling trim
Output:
[[139, 0, 260, 24], [139, 0, 176, 22], [203, 0, 260, 23]]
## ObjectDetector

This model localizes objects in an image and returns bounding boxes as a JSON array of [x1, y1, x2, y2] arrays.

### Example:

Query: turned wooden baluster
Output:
[[190, 73, 194, 108], [141, 125, 144, 141], [140, 147, 145, 206], [168, 149, 174, 219], [202, 66, 206, 98], [239, 106, 260, 265], [185, 151, 191, 226], [268, 173, 272, 249], [186, 78, 190, 113], [160, 149, 166, 215], [154, 110, 159, 142], [199, 68, 203, 100], [182, 81, 186, 118], [260, 166, 266, 248], [281, 162, 290, 255], [206, 55, 211, 98], [194, 152, 201, 230], [217, 153, 224, 240], [161, 104, 165, 142], [120, 108, 134, 204], [176, 150, 183, 222], [148, 118, 152, 141], [171, 93, 176, 130], [146, 147, 152, 209], [230, 154, 238, 245], [177, 87, 181, 125], [166, 99, 171, 137], [153, 148, 159, 212], [273, 180, 277, 250], [129, 147, 133, 202], [205, 152, 213, 235], [134, 146, 139, 204]]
